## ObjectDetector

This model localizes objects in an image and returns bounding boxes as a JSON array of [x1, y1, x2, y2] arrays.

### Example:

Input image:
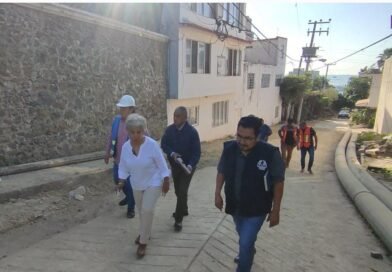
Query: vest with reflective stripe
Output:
[[299, 127, 312, 148], [281, 126, 298, 144]]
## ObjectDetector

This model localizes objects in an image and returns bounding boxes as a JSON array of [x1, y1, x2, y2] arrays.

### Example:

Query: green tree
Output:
[[332, 93, 354, 111], [377, 47, 392, 68], [344, 76, 371, 104], [280, 75, 312, 120], [311, 75, 329, 90]]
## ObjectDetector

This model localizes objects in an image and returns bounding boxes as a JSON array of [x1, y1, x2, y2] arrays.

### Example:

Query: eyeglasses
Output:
[[236, 134, 256, 142]]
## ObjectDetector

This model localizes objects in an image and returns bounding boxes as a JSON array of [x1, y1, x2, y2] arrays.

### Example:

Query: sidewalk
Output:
[[0, 120, 391, 271]]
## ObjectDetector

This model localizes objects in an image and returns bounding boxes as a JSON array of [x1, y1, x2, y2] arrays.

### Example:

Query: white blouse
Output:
[[118, 137, 171, 190]]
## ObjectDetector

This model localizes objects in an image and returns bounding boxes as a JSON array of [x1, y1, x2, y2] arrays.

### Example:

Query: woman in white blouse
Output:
[[118, 113, 170, 258]]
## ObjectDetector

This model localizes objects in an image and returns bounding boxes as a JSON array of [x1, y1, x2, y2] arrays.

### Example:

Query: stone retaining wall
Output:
[[0, 4, 168, 166]]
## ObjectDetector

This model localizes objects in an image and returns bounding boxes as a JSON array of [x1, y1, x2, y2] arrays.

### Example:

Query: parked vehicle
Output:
[[338, 110, 350, 119]]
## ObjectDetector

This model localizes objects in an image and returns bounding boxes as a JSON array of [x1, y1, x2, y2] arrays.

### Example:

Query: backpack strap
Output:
[[110, 115, 122, 157]]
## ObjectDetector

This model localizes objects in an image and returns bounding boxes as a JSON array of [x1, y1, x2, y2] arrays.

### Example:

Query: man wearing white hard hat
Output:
[[104, 95, 136, 218]]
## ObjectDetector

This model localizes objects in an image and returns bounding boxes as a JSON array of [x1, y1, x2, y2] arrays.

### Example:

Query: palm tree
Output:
[[377, 48, 392, 69]]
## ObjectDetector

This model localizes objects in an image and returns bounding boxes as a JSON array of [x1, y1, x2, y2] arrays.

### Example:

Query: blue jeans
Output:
[[301, 146, 315, 170], [113, 163, 135, 212], [233, 215, 266, 272]]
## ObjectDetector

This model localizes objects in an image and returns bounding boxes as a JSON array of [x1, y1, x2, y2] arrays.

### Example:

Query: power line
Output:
[[313, 33, 392, 71], [231, 3, 300, 62], [209, 3, 299, 62]]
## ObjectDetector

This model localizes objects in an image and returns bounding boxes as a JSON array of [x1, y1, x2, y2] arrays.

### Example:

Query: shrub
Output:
[[351, 108, 376, 128]]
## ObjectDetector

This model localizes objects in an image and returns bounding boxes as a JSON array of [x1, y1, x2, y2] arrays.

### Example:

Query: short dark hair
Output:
[[174, 106, 188, 118], [238, 115, 262, 136]]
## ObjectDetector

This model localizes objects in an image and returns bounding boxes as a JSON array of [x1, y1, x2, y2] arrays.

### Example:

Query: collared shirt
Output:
[[118, 137, 171, 190], [105, 118, 128, 164]]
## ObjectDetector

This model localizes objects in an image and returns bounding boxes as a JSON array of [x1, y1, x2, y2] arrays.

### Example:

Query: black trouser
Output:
[[170, 162, 195, 223], [301, 146, 315, 170]]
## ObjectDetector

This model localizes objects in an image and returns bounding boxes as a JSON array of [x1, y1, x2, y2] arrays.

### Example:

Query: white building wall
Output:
[[374, 58, 392, 134], [167, 94, 240, 141], [177, 26, 247, 99], [368, 73, 382, 108], [239, 63, 282, 126]]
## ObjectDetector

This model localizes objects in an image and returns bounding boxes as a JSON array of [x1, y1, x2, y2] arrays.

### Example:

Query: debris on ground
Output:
[[68, 186, 87, 201], [370, 251, 384, 260]]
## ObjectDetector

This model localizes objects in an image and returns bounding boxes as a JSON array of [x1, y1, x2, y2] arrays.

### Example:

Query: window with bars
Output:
[[187, 106, 200, 126], [261, 74, 271, 88], [275, 74, 283, 86], [186, 39, 211, 74], [247, 73, 255, 89], [212, 101, 229, 127]]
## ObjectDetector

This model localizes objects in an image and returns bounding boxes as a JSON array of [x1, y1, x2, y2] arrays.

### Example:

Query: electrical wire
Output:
[[313, 33, 392, 70], [219, 3, 299, 63], [231, 3, 299, 62]]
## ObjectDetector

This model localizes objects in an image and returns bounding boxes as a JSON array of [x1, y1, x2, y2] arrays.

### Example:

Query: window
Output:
[[190, 3, 213, 18], [223, 3, 241, 27], [275, 74, 283, 86], [275, 106, 280, 118], [212, 101, 229, 127], [186, 39, 211, 74], [247, 73, 255, 89], [261, 74, 271, 88], [187, 106, 200, 126], [217, 48, 241, 76]]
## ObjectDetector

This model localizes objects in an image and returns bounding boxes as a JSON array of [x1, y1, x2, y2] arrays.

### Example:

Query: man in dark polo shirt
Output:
[[215, 115, 285, 272], [161, 106, 201, 232]]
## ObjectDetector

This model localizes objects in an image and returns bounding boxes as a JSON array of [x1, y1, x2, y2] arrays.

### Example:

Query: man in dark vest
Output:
[[215, 115, 285, 272]]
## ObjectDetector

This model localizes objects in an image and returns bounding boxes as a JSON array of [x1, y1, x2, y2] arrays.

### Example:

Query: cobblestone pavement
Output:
[[0, 120, 391, 272]]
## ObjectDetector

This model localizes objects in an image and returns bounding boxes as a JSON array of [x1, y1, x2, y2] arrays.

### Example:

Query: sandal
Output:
[[136, 244, 147, 258]]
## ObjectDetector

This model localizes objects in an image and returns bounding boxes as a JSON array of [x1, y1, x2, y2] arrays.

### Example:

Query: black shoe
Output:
[[127, 210, 135, 218], [172, 211, 189, 218], [234, 247, 257, 264], [119, 198, 127, 206], [234, 255, 240, 264], [174, 222, 182, 232]]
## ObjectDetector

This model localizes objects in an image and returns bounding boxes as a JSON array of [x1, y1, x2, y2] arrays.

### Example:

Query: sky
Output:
[[246, 1, 392, 75]]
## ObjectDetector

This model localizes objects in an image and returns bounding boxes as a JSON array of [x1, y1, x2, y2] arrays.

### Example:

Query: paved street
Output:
[[0, 120, 391, 271]]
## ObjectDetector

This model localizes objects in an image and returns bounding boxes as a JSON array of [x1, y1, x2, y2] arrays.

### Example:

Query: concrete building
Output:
[[161, 3, 251, 141], [374, 58, 392, 134], [241, 37, 287, 125], [356, 70, 382, 108]]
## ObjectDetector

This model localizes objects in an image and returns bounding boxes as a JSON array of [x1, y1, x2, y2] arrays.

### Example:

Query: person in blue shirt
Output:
[[161, 106, 201, 232], [258, 118, 272, 142]]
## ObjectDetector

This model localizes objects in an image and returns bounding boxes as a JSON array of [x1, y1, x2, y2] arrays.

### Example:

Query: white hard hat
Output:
[[116, 95, 136, 107]]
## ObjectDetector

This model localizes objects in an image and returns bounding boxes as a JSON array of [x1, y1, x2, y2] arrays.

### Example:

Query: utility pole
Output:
[[296, 19, 331, 124], [323, 63, 335, 89]]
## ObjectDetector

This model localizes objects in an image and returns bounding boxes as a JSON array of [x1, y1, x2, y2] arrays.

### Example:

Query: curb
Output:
[[346, 133, 392, 210], [335, 131, 392, 253], [0, 167, 111, 204], [0, 152, 105, 177]]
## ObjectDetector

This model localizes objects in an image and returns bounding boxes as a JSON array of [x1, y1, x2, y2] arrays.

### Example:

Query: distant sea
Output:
[[327, 74, 355, 93]]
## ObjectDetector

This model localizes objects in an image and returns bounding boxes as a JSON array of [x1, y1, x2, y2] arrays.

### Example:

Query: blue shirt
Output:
[[258, 124, 272, 142]]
